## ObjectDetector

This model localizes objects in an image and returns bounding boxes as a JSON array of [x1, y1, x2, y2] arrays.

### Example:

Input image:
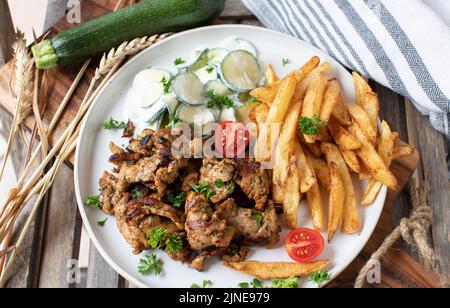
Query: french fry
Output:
[[361, 121, 395, 205], [362, 92, 380, 130], [318, 127, 333, 142], [298, 133, 322, 157], [305, 156, 325, 230], [352, 72, 372, 108], [283, 153, 301, 229], [256, 74, 297, 162], [250, 103, 270, 125], [250, 84, 277, 105], [327, 162, 345, 242], [321, 142, 359, 234], [265, 64, 279, 84], [297, 62, 332, 96], [307, 153, 331, 191], [320, 80, 341, 123], [393, 145, 415, 161], [301, 72, 328, 143], [272, 182, 284, 204], [359, 163, 372, 180], [224, 260, 329, 280], [348, 122, 398, 190], [327, 116, 362, 150], [294, 139, 316, 193], [332, 95, 352, 126], [345, 103, 377, 143], [341, 149, 361, 174]]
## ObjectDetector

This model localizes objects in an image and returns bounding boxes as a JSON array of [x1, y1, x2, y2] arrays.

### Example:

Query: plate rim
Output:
[[74, 24, 387, 288]]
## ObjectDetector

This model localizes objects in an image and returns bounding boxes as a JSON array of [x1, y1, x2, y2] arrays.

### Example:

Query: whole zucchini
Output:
[[32, 0, 225, 69]]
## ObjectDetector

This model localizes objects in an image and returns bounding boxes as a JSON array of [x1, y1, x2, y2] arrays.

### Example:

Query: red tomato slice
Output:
[[215, 121, 250, 158], [285, 228, 325, 263]]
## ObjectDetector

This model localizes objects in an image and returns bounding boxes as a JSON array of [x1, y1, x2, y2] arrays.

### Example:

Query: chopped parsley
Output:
[[227, 182, 236, 193], [206, 90, 234, 109], [147, 227, 167, 249], [167, 192, 186, 208], [271, 276, 298, 288], [137, 254, 162, 276], [308, 270, 330, 288], [160, 76, 171, 94], [166, 116, 181, 129], [165, 233, 184, 253], [206, 65, 215, 74], [215, 180, 226, 188], [191, 280, 213, 288], [191, 182, 216, 200], [97, 218, 108, 227], [132, 191, 144, 199], [298, 115, 325, 135], [238, 282, 250, 288], [85, 195, 101, 209], [174, 57, 186, 66], [102, 117, 126, 130], [251, 279, 264, 288], [282, 58, 291, 67], [251, 213, 264, 226]]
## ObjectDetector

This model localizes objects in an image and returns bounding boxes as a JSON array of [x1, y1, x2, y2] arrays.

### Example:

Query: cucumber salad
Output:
[[124, 37, 266, 134]]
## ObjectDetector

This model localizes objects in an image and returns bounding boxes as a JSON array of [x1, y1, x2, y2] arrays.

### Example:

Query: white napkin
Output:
[[242, 0, 450, 139]]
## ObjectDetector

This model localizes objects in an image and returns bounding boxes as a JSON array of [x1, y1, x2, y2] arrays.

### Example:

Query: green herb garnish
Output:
[[132, 191, 144, 199], [238, 282, 250, 288], [251, 279, 264, 288], [282, 58, 291, 67], [160, 76, 171, 94], [174, 57, 186, 66], [271, 276, 298, 288], [166, 116, 181, 129], [206, 90, 234, 109], [102, 117, 126, 130], [137, 254, 162, 276], [308, 270, 330, 288], [85, 195, 101, 209], [191, 182, 216, 200], [251, 213, 264, 226], [215, 180, 225, 188], [97, 218, 108, 227], [298, 115, 325, 135], [165, 233, 184, 253], [147, 227, 167, 249], [227, 182, 235, 193], [167, 192, 186, 208], [206, 65, 215, 74], [191, 280, 213, 288]]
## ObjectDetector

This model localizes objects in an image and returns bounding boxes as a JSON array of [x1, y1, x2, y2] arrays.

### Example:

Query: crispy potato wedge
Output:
[[327, 162, 345, 242], [352, 72, 372, 108], [362, 92, 380, 130], [265, 64, 279, 84], [393, 145, 415, 161], [298, 133, 323, 157], [320, 80, 341, 123], [307, 153, 331, 192], [341, 149, 361, 174], [250, 84, 277, 105], [327, 116, 362, 150], [345, 103, 377, 143], [348, 122, 398, 190], [294, 139, 316, 193], [283, 153, 301, 229], [250, 103, 270, 125], [321, 142, 359, 234], [305, 155, 325, 230], [331, 95, 352, 126], [272, 182, 284, 204], [256, 75, 297, 162], [297, 62, 332, 96], [359, 163, 372, 180], [223, 260, 329, 280], [301, 72, 328, 143]]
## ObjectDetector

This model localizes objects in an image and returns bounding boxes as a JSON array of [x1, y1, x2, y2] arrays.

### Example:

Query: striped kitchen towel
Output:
[[242, 0, 450, 139]]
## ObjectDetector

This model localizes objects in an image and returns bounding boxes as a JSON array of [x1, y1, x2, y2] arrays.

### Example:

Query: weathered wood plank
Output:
[[37, 165, 82, 288], [86, 242, 121, 288], [0, 0, 14, 64]]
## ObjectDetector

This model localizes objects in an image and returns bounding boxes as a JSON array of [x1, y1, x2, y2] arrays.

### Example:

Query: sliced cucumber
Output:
[[238, 92, 253, 103], [204, 80, 233, 96], [176, 104, 216, 126], [193, 65, 218, 84], [189, 49, 210, 72], [172, 72, 205, 106], [161, 93, 180, 116], [219, 107, 237, 122], [146, 99, 167, 124], [189, 48, 228, 72], [219, 37, 258, 57], [220, 50, 261, 92], [133, 68, 171, 108]]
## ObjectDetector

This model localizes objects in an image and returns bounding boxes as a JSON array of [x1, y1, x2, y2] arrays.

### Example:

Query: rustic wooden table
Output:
[[0, 0, 448, 288]]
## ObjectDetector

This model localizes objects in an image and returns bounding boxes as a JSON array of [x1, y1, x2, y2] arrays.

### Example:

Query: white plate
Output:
[[74, 25, 386, 288]]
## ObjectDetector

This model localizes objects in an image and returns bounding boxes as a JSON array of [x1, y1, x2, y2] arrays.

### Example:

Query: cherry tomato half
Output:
[[285, 228, 325, 263], [215, 121, 250, 158]]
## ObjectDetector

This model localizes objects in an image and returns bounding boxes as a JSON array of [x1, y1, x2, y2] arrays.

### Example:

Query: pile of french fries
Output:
[[250, 57, 415, 242]]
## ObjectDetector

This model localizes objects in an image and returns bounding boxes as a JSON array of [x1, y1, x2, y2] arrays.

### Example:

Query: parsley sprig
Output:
[[308, 270, 331, 288], [138, 254, 162, 276], [238, 277, 298, 288], [251, 213, 264, 226], [191, 280, 213, 288], [147, 227, 184, 253], [282, 58, 291, 67], [102, 117, 126, 130], [191, 182, 216, 200], [166, 116, 181, 129], [97, 218, 108, 227], [206, 65, 215, 74], [298, 115, 325, 135], [167, 192, 186, 208], [174, 57, 186, 66], [165, 233, 184, 253], [160, 77, 171, 94], [206, 90, 234, 109], [85, 195, 101, 209], [132, 191, 144, 199], [148, 227, 167, 249]]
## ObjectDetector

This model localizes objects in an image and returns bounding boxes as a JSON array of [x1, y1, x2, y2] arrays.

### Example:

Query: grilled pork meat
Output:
[[185, 192, 235, 251], [99, 172, 122, 214], [234, 159, 270, 210], [190, 248, 223, 272], [200, 158, 236, 203], [217, 199, 280, 248]]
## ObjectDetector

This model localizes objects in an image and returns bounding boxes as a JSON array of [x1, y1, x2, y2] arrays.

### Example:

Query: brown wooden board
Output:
[[0, 0, 444, 288]]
